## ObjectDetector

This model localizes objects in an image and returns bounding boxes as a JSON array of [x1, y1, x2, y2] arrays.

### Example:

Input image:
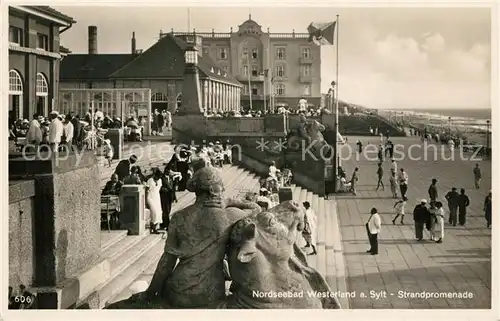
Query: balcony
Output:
[[299, 75, 313, 83], [237, 74, 265, 82], [299, 57, 314, 64]]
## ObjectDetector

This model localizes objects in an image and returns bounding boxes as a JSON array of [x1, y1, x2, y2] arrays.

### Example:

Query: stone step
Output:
[[315, 197, 328, 278], [97, 240, 165, 309], [326, 199, 349, 308], [109, 234, 163, 282], [101, 235, 146, 263], [101, 230, 128, 253], [85, 233, 163, 309]]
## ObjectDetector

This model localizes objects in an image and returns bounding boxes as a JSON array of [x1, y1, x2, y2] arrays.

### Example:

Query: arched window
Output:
[[124, 92, 143, 102], [36, 73, 49, 96], [151, 92, 168, 102], [9, 70, 23, 95]]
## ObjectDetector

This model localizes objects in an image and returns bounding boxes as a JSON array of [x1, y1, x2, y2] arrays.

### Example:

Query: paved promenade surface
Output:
[[334, 135, 491, 309]]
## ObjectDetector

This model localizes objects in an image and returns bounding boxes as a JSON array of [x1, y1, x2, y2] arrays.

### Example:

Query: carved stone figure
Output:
[[286, 115, 332, 158], [107, 166, 260, 309], [223, 200, 341, 309]]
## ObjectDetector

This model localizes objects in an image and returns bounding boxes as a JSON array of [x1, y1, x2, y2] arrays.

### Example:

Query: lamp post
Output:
[[486, 120, 490, 159], [330, 80, 340, 192], [178, 35, 203, 115], [448, 116, 452, 134]]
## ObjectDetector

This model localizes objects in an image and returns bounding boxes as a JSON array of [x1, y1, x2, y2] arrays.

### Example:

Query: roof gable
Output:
[[112, 34, 240, 86], [60, 54, 136, 80]]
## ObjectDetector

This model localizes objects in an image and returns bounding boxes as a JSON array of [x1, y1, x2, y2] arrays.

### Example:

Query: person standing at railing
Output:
[[62, 115, 74, 152], [48, 111, 64, 153]]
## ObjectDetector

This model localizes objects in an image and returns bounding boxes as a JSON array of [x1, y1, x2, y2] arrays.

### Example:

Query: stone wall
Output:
[[9, 180, 36, 289], [9, 152, 101, 287]]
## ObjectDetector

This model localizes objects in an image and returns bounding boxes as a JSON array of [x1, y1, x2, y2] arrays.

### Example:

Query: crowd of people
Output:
[[9, 111, 90, 153], [101, 140, 235, 233], [355, 137, 492, 256], [205, 105, 332, 119]]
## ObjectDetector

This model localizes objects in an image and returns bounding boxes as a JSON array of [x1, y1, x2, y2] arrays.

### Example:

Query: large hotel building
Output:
[[170, 15, 322, 111]]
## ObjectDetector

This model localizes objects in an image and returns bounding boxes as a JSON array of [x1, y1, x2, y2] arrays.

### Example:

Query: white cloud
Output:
[[323, 28, 490, 109]]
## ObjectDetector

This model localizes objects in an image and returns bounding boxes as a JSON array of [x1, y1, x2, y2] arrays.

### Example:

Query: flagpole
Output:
[[334, 14, 340, 190]]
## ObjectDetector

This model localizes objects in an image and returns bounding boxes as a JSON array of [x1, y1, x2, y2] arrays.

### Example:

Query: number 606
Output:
[[14, 296, 33, 303]]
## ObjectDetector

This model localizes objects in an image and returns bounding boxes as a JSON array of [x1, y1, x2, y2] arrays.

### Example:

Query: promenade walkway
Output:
[[334, 135, 491, 309]]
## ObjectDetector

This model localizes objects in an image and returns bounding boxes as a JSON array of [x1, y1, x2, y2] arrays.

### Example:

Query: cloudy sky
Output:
[[55, 6, 491, 110]]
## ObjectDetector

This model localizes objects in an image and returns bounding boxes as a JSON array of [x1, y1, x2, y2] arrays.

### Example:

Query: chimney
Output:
[[88, 25, 98, 54], [131, 31, 136, 54]]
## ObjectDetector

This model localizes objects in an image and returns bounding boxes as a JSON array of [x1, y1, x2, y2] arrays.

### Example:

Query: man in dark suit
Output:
[[70, 114, 84, 150], [102, 174, 123, 196], [413, 199, 430, 241], [114, 155, 138, 181], [160, 168, 177, 230]]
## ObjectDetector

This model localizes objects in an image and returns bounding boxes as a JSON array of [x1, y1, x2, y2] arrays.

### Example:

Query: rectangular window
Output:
[[276, 65, 285, 78], [276, 47, 286, 60], [9, 26, 23, 45], [243, 65, 249, 76], [251, 85, 258, 95], [301, 65, 311, 77], [303, 85, 311, 96], [37, 33, 48, 50], [302, 48, 310, 59], [242, 48, 248, 57], [243, 85, 249, 95], [252, 48, 258, 59], [202, 47, 209, 56], [251, 66, 258, 77], [222, 65, 228, 72], [219, 48, 228, 59], [275, 84, 285, 96]]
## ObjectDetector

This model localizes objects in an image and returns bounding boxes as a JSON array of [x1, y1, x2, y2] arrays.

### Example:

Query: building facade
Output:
[[59, 28, 241, 116], [8, 6, 75, 122], [169, 16, 322, 111]]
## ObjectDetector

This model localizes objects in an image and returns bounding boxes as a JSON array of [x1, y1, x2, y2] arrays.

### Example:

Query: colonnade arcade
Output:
[[202, 79, 241, 114]]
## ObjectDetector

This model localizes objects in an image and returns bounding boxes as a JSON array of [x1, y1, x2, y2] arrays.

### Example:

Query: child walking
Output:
[[103, 139, 114, 167], [392, 196, 407, 225]]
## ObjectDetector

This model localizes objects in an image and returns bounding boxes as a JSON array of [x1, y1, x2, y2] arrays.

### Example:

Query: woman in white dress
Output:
[[146, 168, 163, 233], [434, 201, 445, 243], [302, 201, 317, 255]]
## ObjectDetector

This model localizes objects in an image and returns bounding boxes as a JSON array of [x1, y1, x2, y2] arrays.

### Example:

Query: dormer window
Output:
[[217, 70, 221, 75], [210, 67, 214, 73]]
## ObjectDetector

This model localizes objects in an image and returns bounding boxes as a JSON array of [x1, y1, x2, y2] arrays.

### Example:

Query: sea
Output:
[[402, 108, 491, 120], [380, 108, 491, 132]]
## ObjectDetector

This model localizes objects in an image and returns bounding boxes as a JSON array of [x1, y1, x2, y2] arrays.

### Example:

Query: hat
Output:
[[130, 154, 138, 162], [209, 142, 214, 146], [104, 139, 111, 144], [260, 187, 267, 192], [215, 141, 220, 144], [50, 111, 59, 116], [420, 199, 428, 204], [303, 201, 310, 207]]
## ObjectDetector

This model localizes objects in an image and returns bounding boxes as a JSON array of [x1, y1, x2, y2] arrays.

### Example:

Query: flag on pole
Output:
[[307, 21, 336, 46]]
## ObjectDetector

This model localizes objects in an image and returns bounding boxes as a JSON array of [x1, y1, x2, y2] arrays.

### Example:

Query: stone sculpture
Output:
[[107, 166, 261, 309], [223, 200, 341, 309], [286, 115, 332, 158]]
